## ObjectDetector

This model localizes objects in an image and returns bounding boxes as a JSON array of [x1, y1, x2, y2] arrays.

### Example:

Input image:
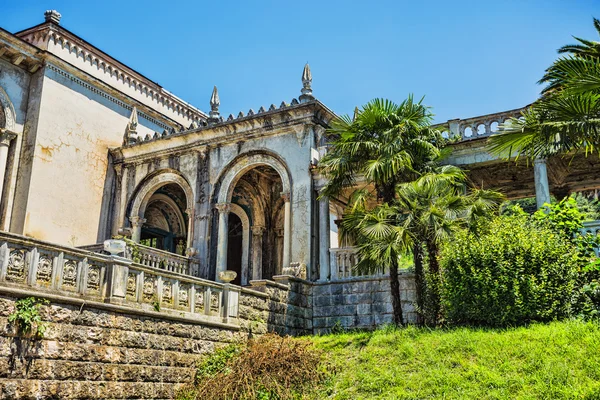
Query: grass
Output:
[[309, 320, 600, 400]]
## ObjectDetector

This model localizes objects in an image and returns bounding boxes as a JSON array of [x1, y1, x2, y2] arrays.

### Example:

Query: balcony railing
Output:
[[1, 232, 238, 323], [79, 241, 198, 276], [330, 247, 386, 280]]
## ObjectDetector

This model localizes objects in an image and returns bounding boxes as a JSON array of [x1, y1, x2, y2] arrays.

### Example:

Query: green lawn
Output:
[[310, 320, 600, 400]]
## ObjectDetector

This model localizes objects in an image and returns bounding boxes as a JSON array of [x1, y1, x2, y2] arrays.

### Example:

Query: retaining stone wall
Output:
[[0, 293, 245, 400], [312, 274, 417, 334]]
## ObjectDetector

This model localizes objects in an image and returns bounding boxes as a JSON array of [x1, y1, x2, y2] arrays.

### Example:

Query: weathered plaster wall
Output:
[[18, 65, 165, 246], [0, 59, 31, 233], [312, 274, 417, 334]]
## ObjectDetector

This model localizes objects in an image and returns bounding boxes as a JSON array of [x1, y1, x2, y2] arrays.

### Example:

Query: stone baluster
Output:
[[215, 203, 230, 282]]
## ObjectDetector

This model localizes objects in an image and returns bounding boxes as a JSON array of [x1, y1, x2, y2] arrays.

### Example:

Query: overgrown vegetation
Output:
[[440, 197, 600, 326], [441, 214, 577, 326], [8, 297, 49, 338], [178, 334, 325, 400], [310, 320, 600, 399]]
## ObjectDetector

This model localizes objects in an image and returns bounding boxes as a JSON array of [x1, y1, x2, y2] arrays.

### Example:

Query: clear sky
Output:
[[2, 1, 599, 123]]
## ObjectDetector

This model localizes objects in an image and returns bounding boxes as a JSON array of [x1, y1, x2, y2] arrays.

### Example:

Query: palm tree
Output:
[[557, 18, 600, 58], [320, 96, 442, 325], [489, 18, 600, 159], [344, 166, 503, 325]]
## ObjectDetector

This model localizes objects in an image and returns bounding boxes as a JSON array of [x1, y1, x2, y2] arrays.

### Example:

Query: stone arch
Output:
[[216, 152, 291, 204], [0, 86, 16, 130], [229, 203, 250, 285], [130, 170, 194, 220], [128, 170, 195, 250], [146, 193, 187, 237]]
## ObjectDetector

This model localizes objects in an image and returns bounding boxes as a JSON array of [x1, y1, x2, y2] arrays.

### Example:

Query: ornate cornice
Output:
[[14, 23, 207, 124]]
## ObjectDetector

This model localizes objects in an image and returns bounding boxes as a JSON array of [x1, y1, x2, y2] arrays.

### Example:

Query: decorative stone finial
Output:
[[44, 10, 62, 25], [208, 86, 221, 124], [353, 106, 359, 121], [299, 63, 314, 103], [123, 107, 139, 145]]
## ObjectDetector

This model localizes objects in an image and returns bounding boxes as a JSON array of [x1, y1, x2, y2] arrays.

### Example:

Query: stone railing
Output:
[[434, 107, 526, 142], [330, 247, 386, 280], [1, 232, 238, 324], [79, 241, 199, 276]]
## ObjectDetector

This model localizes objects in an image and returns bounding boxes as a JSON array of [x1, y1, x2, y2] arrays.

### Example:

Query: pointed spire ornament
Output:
[[353, 106, 359, 121], [299, 63, 315, 103], [123, 106, 139, 145], [208, 86, 221, 124]]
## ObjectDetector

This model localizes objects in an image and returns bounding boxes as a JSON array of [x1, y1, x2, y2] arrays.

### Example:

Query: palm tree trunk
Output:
[[382, 186, 404, 326], [413, 243, 425, 325], [426, 239, 441, 325], [389, 258, 404, 326]]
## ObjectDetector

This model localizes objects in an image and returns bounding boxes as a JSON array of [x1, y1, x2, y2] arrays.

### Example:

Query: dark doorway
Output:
[[227, 213, 243, 285]]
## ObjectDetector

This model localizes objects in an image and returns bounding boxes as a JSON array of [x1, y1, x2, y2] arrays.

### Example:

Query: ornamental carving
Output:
[[87, 265, 101, 291], [195, 290, 205, 313], [178, 284, 189, 307], [143, 276, 156, 302], [126, 273, 137, 298], [62, 260, 78, 288], [36, 256, 53, 284], [162, 281, 173, 304], [210, 291, 220, 314], [6, 250, 26, 282]]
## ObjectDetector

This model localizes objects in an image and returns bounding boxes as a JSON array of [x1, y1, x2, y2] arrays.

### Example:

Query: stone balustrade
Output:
[[329, 247, 386, 280], [434, 107, 526, 142], [0, 232, 238, 324], [80, 241, 199, 277]]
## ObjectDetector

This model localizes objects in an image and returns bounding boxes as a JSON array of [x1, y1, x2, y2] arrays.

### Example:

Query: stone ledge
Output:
[[0, 285, 240, 331]]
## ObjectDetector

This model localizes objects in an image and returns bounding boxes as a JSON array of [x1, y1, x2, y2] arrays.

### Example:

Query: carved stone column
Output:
[[129, 216, 146, 243], [0, 130, 16, 206], [117, 165, 129, 234], [276, 228, 284, 275], [251, 225, 265, 281], [534, 158, 551, 209], [185, 207, 194, 251], [318, 195, 331, 282], [281, 192, 292, 272], [215, 203, 231, 282]]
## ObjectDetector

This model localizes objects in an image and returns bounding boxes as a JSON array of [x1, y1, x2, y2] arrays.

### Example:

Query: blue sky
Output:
[[2, 1, 600, 122]]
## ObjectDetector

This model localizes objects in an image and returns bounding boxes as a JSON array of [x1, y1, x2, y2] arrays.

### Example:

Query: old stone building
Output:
[[0, 11, 343, 285]]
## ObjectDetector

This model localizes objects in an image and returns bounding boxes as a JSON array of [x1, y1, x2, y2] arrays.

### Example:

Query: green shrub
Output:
[[8, 297, 49, 338], [440, 214, 578, 326]]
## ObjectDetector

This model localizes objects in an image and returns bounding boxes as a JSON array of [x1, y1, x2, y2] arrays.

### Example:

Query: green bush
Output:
[[440, 214, 578, 326]]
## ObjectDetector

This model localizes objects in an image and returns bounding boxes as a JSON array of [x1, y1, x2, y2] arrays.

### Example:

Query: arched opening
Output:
[[231, 165, 284, 281], [139, 184, 188, 255], [129, 171, 195, 256], [227, 213, 243, 285], [214, 152, 292, 284]]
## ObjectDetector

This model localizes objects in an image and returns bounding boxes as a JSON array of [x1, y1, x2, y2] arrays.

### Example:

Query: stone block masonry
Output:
[[312, 274, 417, 334], [0, 293, 245, 400]]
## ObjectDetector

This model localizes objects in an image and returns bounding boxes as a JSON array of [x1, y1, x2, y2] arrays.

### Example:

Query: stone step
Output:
[[0, 337, 199, 367], [0, 357, 194, 383], [0, 379, 186, 399]]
